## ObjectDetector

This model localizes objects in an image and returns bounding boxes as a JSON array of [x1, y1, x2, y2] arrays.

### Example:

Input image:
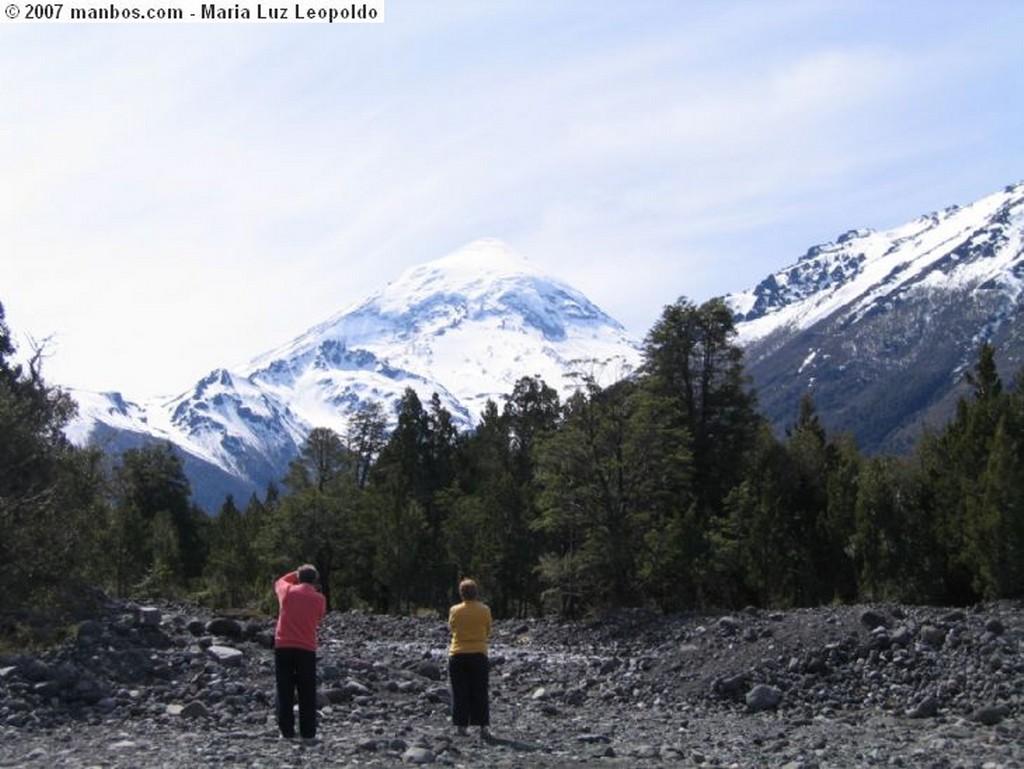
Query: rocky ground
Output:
[[0, 594, 1022, 768]]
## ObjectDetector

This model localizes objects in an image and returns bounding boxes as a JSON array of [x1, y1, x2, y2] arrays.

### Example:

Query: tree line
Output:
[[2, 297, 1022, 618]]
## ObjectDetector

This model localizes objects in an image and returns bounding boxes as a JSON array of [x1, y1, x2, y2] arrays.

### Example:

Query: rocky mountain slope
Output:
[[67, 240, 641, 511], [729, 182, 1024, 452], [1, 596, 1021, 767]]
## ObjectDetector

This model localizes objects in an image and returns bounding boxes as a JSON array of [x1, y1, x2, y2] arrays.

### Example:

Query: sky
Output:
[[2, 0, 1023, 399]]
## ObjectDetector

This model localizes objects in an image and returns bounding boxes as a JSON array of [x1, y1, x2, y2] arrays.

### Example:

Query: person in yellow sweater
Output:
[[447, 578, 492, 738]]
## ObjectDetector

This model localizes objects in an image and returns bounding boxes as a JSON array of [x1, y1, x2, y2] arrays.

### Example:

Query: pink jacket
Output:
[[274, 571, 326, 652]]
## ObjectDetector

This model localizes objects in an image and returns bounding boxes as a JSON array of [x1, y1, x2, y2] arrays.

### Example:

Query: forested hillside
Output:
[[3, 296, 1023, 620]]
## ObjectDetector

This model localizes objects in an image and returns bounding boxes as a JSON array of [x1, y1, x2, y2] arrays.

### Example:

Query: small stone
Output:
[[920, 625, 947, 648], [745, 684, 782, 712], [137, 606, 162, 626], [984, 618, 1005, 635], [77, 619, 104, 638], [206, 618, 244, 639], [343, 679, 371, 696], [714, 673, 749, 701], [207, 645, 244, 667], [401, 746, 435, 764], [907, 695, 939, 719], [891, 625, 914, 646], [859, 610, 887, 630], [410, 661, 441, 680], [18, 659, 50, 683], [180, 701, 211, 719], [971, 704, 1010, 726], [718, 616, 741, 635], [186, 619, 206, 636]]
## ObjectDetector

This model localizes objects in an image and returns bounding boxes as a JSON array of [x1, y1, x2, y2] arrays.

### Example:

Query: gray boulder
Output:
[[745, 683, 782, 712]]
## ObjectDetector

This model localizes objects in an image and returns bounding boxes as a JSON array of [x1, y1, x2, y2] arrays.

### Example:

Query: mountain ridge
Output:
[[730, 182, 1024, 343], [67, 183, 1024, 508], [727, 181, 1024, 452], [68, 238, 642, 510]]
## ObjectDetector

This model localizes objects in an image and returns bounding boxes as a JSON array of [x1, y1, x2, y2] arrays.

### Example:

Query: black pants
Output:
[[275, 647, 318, 739], [449, 653, 489, 727]]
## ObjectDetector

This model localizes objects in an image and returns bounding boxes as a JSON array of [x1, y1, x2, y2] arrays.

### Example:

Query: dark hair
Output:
[[458, 578, 478, 601], [298, 564, 318, 584]]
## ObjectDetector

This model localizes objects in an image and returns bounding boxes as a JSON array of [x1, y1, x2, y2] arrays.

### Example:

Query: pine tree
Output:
[[637, 297, 759, 607], [967, 417, 1024, 598], [270, 427, 359, 610], [0, 301, 106, 610], [346, 400, 387, 490], [441, 378, 560, 617], [368, 389, 459, 612], [533, 374, 691, 614], [205, 495, 258, 607], [851, 455, 938, 602], [918, 342, 1007, 603], [110, 443, 206, 596], [640, 297, 758, 524]]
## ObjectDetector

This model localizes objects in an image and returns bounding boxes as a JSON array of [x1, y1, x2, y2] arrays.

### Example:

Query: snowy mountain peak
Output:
[[68, 183, 1024, 507], [249, 238, 623, 371], [370, 238, 605, 329], [730, 181, 1024, 454], [69, 240, 641, 510], [730, 182, 1024, 346], [374, 239, 532, 313], [395, 238, 534, 289]]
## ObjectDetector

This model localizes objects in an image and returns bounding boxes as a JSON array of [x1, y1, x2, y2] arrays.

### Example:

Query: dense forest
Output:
[[2, 296, 1023, 620]]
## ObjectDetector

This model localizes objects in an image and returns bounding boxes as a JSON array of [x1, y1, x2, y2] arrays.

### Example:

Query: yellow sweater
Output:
[[448, 600, 492, 656]]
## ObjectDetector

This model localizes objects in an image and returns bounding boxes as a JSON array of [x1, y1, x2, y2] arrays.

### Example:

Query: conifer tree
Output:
[[271, 427, 359, 610], [205, 495, 258, 607], [918, 342, 1007, 603], [346, 400, 387, 490], [368, 389, 458, 612], [640, 297, 758, 524], [442, 381, 556, 617], [534, 374, 689, 613], [0, 301, 106, 610], [109, 442, 206, 596], [637, 297, 759, 606], [966, 416, 1024, 598], [851, 455, 938, 601], [719, 423, 793, 606]]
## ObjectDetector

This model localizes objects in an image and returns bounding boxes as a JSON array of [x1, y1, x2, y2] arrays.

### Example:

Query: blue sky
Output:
[[2, 0, 1022, 398]]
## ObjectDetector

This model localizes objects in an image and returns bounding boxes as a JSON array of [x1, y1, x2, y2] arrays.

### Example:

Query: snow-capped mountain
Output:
[[68, 239, 642, 511], [727, 182, 1024, 452], [69, 184, 1024, 507]]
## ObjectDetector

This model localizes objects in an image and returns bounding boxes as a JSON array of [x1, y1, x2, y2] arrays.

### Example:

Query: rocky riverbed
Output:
[[1, 595, 1021, 768]]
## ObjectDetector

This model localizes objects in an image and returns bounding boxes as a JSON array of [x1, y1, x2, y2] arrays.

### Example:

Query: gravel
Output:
[[1, 596, 1021, 768]]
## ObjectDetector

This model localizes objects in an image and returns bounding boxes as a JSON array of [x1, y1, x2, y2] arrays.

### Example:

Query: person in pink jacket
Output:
[[274, 564, 326, 740]]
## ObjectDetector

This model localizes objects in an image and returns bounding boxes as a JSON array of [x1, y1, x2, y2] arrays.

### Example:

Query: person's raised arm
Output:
[[275, 570, 299, 600]]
